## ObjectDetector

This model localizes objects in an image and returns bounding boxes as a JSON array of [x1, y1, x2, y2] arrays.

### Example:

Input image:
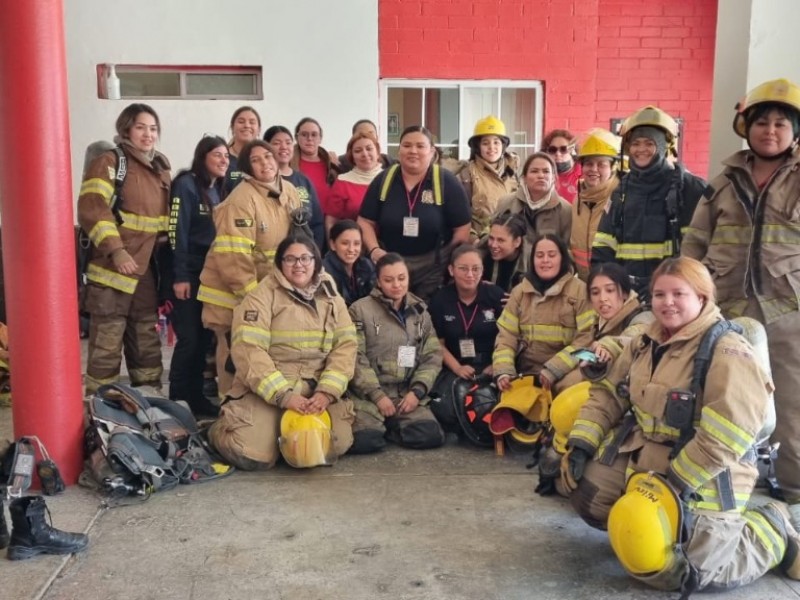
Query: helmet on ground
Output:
[[577, 129, 621, 162], [452, 375, 499, 447], [279, 410, 334, 468], [550, 381, 591, 453], [468, 115, 510, 150], [732, 78, 800, 138], [489, 375, 551, 446], [607, 472, 683, 575], [620, 106, 679, 157]]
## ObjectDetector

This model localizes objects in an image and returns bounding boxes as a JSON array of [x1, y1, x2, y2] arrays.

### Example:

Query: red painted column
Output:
[[0, 0, 84, 482]]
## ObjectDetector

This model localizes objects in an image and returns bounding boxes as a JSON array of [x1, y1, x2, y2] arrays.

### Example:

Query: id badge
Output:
[[459, 338, 476, 358], [397, 345, 417, 368], [403, 217, 420, 237]]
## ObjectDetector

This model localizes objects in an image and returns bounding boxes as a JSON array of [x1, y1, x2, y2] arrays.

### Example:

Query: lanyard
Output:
[[406, 180, 424, 216], [456, 301, 479, 336]]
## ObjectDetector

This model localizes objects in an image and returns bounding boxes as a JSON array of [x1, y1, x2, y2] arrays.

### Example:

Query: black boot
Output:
[[7, 496, 88, 560], [0, 497, 9, 549], [186, 394, 220, 418]]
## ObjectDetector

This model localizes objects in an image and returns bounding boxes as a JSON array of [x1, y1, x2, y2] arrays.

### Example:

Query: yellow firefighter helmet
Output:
[[577, 128, 621, 161], [469, 115, 510, 148], [489, 375, 551, 446], [732, 78, 800, 138], [620, 105, 679, 147], [550, 381, 591, 453], [279, 410, 334, 468], [608, 471, 684, 575]]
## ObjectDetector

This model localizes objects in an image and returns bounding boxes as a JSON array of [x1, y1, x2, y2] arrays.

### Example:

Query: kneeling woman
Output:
[[493, 234, 595, 394], [208, 236, 357, 469], [565, 257, 792, 593], [428, 244, 505, 430], [348, 253, 445, 453]]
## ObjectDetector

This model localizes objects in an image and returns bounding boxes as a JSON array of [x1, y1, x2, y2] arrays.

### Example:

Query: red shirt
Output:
[[327, 179, 369, 221], [299, 158, 331, 213], [556, 163, 582, 204]]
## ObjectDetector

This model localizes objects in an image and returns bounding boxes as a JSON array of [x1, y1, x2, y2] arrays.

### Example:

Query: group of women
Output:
[[77, 77, 800, 596]]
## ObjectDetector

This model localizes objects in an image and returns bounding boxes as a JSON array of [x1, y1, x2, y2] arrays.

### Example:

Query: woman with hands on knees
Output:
[[493, 234, 595, 394], [347, 253, 445, 454], [428, 244, 505, 431], [207, 235, 357, 470]]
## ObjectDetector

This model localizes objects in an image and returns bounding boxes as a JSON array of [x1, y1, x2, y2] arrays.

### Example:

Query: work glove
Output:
[[560, 446, 591, 492]]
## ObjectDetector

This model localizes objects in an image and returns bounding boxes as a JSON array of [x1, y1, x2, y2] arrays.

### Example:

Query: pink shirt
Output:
[[299, 158, 331, 213], [556, 163, 582, 204], [327, 179, 369, 221]]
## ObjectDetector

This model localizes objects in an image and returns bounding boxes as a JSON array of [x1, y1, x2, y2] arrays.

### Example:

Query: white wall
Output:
[[64, 0, 379, 215], [710, 0, 800, 177]]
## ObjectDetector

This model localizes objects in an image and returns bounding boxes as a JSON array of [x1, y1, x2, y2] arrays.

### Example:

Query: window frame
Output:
[[379, 79, 544, 162], [96, 64, 263, 101]]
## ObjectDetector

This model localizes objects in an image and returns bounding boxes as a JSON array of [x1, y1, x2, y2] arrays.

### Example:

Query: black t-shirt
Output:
[[359, 166, 471, 256], [429, 282, 505, 368], [483, 252, 525, 293]]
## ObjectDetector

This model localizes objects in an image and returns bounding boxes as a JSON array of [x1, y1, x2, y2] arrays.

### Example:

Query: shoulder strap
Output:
[[690, 319, 743, 397], [432, 163, 442, 206], [379, 163, 442, 206], [110, 146, 127, 213], [379, 164, 400, 202]]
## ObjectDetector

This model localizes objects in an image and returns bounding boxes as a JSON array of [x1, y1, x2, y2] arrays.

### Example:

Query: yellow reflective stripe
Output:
[[570, 418, 604, 449], [256, 371, 290, 403], [232, 325, 270, 348], [118, 211, 169, 233], [380, 165, 400, 201], [234, 280, 258, 297], [616, 241, 673, 260], [520, 323, 573, 343], [253, 248, 277, 262], [684, 227, 710, 243], [595, 378, 617, 396], [671, 449, 714, 490], [760, 296, 799, 324], [88, 220, 120, 246], [197, 285, 238, 309], [213, 235, 253, 254], [497, 310, 519, 334], [687, 488, 749, 513], [761, 224, 800, 244], [699, 407, 754, 456], [709, 225, 750, 245], [0, 359, 9, 370], [86, 263, 137, 294], [269, 330, 326, 349], [493, 348, 515, 366], [744, 510, 786, 565], [576, 309, 596, 331], [633, 406, 680, 438], [334, 325, 357, 344], [553, 345, 578, 371], [432, 164, 442, 205], [318, 370, 349, 395], [592, 231, 617, 251], [80, 178, 114, 205]]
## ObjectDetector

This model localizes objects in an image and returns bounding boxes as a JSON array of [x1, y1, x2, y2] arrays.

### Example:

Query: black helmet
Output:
[[452, 374, 498, 447]]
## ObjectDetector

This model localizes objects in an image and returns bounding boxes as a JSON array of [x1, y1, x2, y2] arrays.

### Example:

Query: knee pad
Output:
[[349, 429, 387, 455], [396, 420, 445, 449], [570, 478, 609, 530]]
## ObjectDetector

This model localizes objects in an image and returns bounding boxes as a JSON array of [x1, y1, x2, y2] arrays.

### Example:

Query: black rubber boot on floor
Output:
[[7, 496, 88, 560], [0, 497, 9, 549]]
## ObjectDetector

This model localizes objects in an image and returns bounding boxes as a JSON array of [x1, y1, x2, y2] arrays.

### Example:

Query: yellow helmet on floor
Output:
[[489, 375, 551, 445], [279, 410, 334, 468], [732, 78, 800, 138], [577, 128, 621, 161], [608, 472, 684, 575], [550, 381, 591, 453], [469, 115, 510, 148]]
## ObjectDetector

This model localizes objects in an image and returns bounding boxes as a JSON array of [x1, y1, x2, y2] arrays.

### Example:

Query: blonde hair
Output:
[[650, 257, 716, 304]]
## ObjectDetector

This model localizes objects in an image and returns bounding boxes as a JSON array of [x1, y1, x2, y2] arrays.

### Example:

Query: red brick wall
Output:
[[379, 0, 717, 176]]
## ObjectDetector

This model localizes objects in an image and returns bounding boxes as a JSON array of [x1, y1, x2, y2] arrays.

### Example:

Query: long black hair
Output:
[[527, 233, 573, 292]]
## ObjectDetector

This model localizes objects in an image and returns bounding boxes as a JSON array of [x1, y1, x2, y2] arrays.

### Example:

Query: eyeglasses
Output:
[[283, 255, 315, 266], [454, 265, 483, 275], [546, 145, 572, 155]]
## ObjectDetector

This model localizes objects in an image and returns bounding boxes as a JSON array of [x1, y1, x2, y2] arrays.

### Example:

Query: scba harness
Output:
[[83, 384, 232, 503]]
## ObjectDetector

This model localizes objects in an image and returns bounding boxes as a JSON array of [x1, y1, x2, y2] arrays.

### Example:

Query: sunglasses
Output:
[[546, 145, 573, 155]]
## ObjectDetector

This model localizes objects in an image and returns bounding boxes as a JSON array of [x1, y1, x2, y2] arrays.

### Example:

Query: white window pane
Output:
[[120, 72, 181, 97], [501, 87, 538, 159], [186, 74, 257, 96]]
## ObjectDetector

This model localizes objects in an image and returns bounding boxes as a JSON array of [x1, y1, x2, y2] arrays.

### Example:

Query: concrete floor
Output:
[[0, 344, 799, 599]]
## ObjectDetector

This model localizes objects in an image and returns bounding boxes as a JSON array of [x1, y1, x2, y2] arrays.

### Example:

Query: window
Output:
[[381, 80, 543, 161], [96, 65, 262, 100]]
